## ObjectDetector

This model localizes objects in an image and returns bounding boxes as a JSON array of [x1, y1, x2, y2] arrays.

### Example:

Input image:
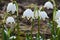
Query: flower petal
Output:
[[44, 1, 53, 9], [6, 16, 15, 24], [7, 2, 16, 14]]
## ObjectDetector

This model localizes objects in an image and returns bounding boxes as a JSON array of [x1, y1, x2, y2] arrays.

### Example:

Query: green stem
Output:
[[52, 0, 57, 21], [51, 0, 57, 40], [53, 6, 57, 21], [26, 33, 29, 40], [37, 16, 40, 40], [14, 1, 18, 16], [2, 12, 8, 40], [30, 19, 34, 40], [16, 22, 20, 40], [34, 5, 38, 18], [14, 1, 20, 40], [57, 28, 60, 40], [38, 16, 40, 35]]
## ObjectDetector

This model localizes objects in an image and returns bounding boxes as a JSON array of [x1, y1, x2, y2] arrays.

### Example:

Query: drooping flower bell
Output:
[[7, 2, 16, 14], [39, 11, 49, 20], [6, 16, 15, 24], [34, 10, 49, 20], [22, 9, 34, 20], [55, 10, 60, 20], [44, 1, 53, 9], [55, 18, 60, 28]]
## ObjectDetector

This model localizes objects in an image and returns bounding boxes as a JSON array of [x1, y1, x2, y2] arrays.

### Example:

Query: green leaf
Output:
[[3, 30, 9, 40]]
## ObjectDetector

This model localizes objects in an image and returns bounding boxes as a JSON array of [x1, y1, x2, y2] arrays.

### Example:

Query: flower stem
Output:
[[14, 1, 20, 40], [51, 0, 57, 40], [30, 19, 34, 40], [37, 15, 40, 40], [2, 12, 8, 40]]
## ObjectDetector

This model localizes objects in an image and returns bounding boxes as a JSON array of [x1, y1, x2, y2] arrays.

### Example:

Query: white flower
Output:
[[39, 11, 49, 20], [7, 2, 16, 14], [44, 1, 53, 9], [9, 36, 16, 39], [22, 9, 34, 20], [55, 18, 60, 28], [55, 10, 60, 20], [6, 16, 15, 24], [34, 10, 49, 20]]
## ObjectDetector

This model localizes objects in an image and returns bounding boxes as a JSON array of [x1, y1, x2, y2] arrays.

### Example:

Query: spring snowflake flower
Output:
[[39, 11, 49, 20], [55, 10, 60, 20], [55, 18, 60, 28], [6, 16, 15, 24], [44, 1, 53, 9], [22, 9, 34, 20], [7, 2, 16, 14], [34, 10, 49, 20]]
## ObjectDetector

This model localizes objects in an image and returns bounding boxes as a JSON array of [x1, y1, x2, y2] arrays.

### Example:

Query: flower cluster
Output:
[[22, 8, 49, 20], [6, 1, 54, 24], [3, 0, 60, 40], [6, 0, 60, 32]]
